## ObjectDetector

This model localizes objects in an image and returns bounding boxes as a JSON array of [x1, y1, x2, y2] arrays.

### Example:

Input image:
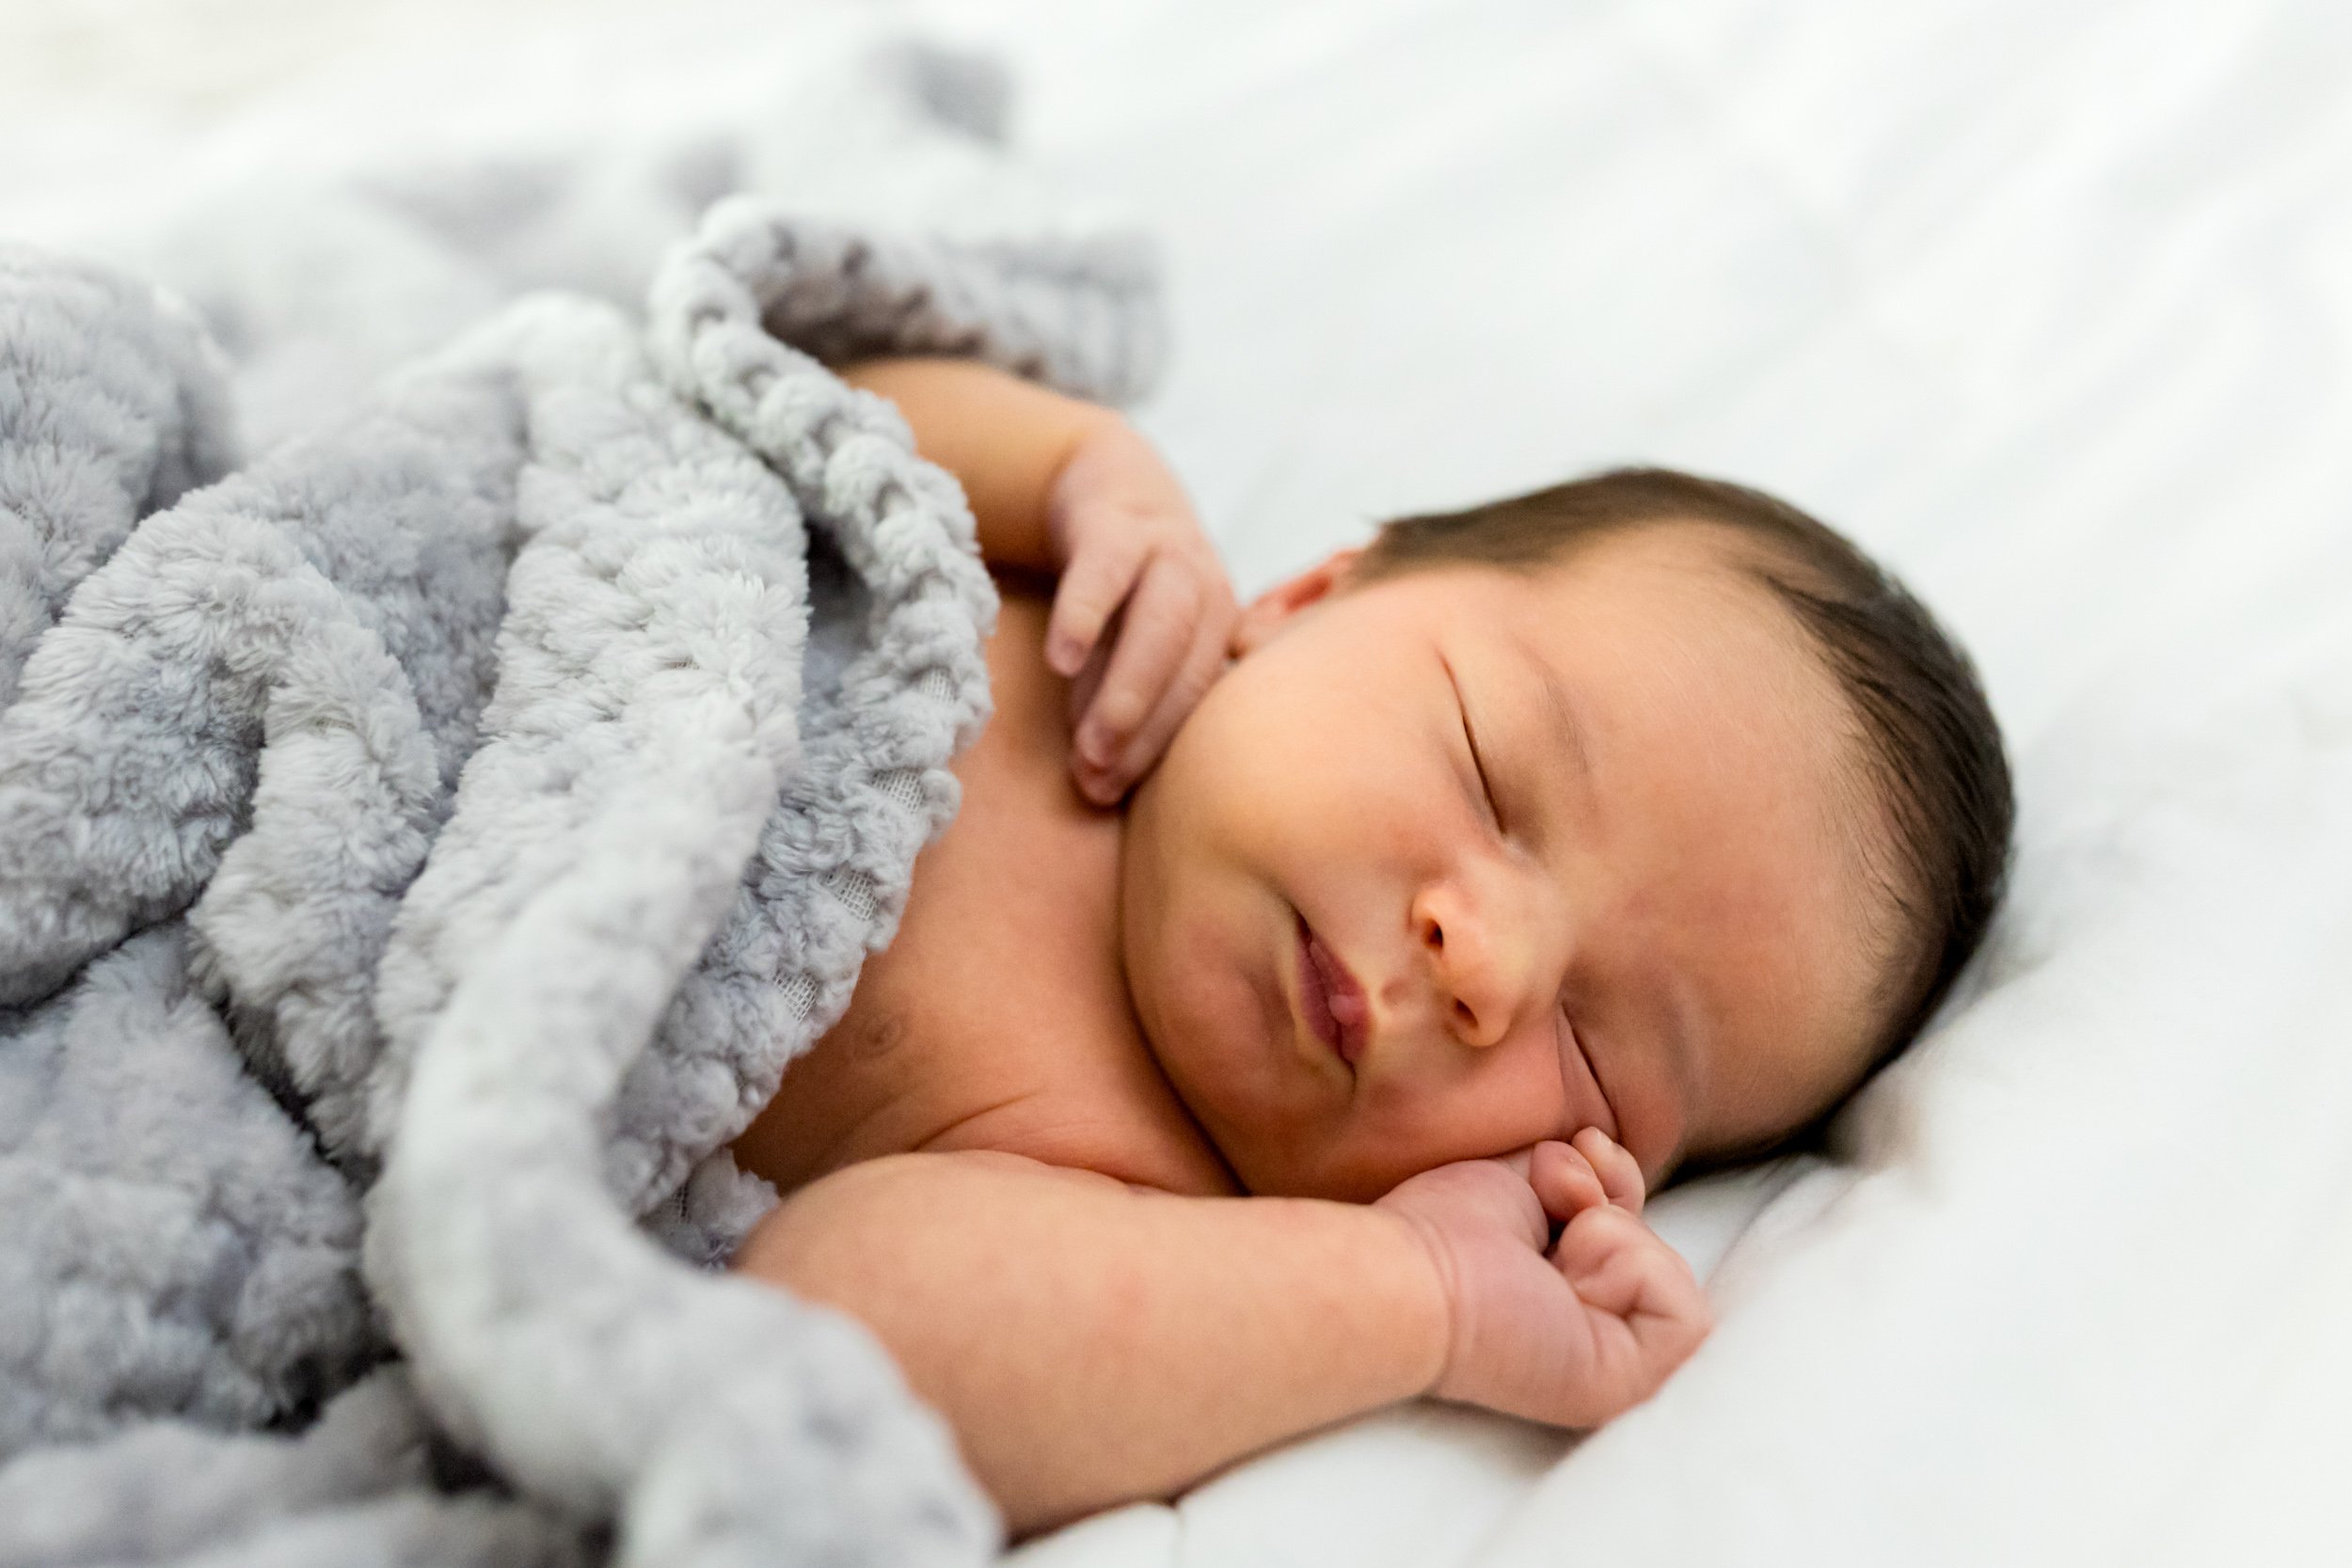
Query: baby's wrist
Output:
[[1043, 417, 1184, 564], [1369, 1200, 1459, 1402]]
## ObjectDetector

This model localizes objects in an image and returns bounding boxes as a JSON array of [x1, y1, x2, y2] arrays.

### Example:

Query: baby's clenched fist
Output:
[[1375, 1131, 1710, 1431]]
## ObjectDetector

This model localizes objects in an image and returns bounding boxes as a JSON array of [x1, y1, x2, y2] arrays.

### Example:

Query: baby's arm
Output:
[[736, 1150, 1443, 1534], [731, 1134, 1708, 1536], [840, 357, 1235, 804], [839, 356, 1101, 573]]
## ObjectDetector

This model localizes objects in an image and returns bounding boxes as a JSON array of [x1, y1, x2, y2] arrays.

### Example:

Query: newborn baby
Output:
[[727, 357, 2012, 1535]]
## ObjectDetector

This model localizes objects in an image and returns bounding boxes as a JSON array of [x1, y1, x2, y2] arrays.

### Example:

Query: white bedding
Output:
[[10, 2, 2352, 1563]]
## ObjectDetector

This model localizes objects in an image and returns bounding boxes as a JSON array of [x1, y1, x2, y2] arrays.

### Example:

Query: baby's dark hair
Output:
[[1355, 467, 2013, 1070]]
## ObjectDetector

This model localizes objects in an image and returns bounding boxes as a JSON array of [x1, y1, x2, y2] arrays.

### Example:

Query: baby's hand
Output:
[[1375, 1130, 1711, 1430], [1043, 420, 1237, 805]]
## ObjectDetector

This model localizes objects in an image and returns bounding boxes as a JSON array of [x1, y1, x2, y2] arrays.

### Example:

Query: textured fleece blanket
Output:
[[0, 77, 1160, 1568]]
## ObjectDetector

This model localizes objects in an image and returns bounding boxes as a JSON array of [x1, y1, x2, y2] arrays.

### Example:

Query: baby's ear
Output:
[[1230, 546, 1364, 657]]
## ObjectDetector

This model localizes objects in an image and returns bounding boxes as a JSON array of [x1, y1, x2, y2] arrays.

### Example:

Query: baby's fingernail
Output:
[[1092, 734, 1135, 774], [1078, 727, 1113, 766], [1074, 762, 1120, 804], [1047, 636, 1083, 675]]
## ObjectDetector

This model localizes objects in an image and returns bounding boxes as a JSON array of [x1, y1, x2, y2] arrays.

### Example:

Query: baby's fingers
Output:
[[1543, 1212, 1711, 1423], [1072, 556, 1198, 800], [1529, 1139, 1609, 1223], [1570, 1127, 1646, 1214], [1102, 613, 1227, 800], [1046, 533, 1146, 678], [1554, 1208, 1708, 1339]]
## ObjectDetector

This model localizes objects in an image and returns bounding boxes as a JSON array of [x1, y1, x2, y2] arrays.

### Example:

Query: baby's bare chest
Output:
[[727, 588, 1232, 1197]]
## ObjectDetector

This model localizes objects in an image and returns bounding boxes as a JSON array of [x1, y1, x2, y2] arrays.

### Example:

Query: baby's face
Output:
[[1119, 522, 1894, 1201]]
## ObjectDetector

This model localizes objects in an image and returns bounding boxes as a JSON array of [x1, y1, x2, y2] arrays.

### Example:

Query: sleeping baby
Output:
[[725, 356, 2013, 1536]]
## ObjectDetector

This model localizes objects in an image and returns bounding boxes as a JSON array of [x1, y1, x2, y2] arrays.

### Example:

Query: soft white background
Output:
[[10, 3, 2352, 1564]]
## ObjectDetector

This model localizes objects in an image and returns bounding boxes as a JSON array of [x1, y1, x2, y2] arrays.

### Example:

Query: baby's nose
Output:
[[1444, 954, 1520, 1048], [1415, 894, 1540, 1050]]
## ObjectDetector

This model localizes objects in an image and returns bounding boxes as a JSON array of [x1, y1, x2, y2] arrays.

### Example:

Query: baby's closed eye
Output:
[[1440, 653, 1505, 833]]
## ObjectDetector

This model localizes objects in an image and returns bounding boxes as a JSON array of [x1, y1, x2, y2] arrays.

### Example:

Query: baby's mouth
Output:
[[1295, 914, 1370, 1068]]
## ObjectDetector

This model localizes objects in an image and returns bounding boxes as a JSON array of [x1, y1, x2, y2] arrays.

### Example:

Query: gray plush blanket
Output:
[[0, 79, 1159, 1566]]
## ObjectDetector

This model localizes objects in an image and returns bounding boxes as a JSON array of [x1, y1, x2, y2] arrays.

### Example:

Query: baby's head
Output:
[[1119, 468, 2012, 1200]]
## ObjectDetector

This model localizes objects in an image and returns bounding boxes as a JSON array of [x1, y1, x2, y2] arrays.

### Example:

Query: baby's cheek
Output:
[[1605, 1072, 1687, 1191]]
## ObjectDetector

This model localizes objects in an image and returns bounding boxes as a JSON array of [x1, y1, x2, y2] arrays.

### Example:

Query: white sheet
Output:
[[11, 2, 2352, 1563]]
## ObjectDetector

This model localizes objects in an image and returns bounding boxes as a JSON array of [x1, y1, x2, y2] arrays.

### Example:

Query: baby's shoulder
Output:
[[904, 578, 1116, 940]]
